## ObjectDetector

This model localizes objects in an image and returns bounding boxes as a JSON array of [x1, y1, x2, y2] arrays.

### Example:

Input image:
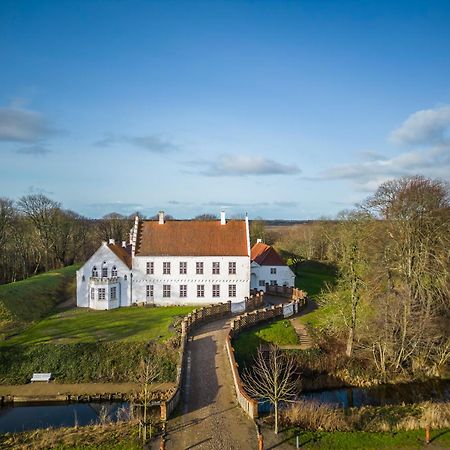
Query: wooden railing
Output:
[[160, 291, 265, 420], [265, 284, 307, 300], [225, 296, 307, 419]]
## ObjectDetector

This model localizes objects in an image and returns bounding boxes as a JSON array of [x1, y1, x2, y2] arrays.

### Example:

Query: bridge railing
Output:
[[160, 291, 266, 420], [225, 295, 307, 419]]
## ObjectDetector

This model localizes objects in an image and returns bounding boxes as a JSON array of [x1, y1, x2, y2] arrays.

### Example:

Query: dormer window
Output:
[[92, 266, 98, 277], [111, 266, 118, 277]]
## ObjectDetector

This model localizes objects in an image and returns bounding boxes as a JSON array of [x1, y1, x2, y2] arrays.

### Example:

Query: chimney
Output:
[[220, 210, 226, 225], [108, 238, 115, 245], [257, 238, 262, 243], [158, 211, 165, 225], [122, 241, 126, 248]]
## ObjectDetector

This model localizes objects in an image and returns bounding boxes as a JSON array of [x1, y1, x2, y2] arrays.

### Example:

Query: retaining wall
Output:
[[160, 292, 265, 420], [225, 296, 307, 419]]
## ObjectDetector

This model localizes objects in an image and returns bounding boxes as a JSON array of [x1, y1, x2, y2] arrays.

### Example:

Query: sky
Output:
[[1, 0, 450, 219]]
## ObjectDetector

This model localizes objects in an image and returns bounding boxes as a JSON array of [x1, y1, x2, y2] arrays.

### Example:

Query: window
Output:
[[270, 267, 277, 274], [270, 280, 277, 286], [179, 262, 187, 274], [82, 275, 85, 282], [102, 266, 108, 278], [146, 262, 154, 275], [212, 284, 220, 297], [212, 262, 220, 274], [98, 288, 106, 300], [163, 262, 171, 275], [124, 274, 128, 281], [197, 284, 205, 297], [111, 287, 117, 300], [180, 285, 187, 297], [196, 262, 203, 275], [229, 261, 236, 275], [228, 284, 236, 297], [90, 288, 95, 300], [111, 266, 117, 277], [163, 285, 171, 298], [146, 285, 154, 298], [92, 266, 98, 277], [259, 280, 265, 287]]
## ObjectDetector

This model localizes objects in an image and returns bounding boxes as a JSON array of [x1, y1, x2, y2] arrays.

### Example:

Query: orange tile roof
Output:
[[135, 220, 248, 256], [108, 243, 132, 268], [251, 242, 286, 266]]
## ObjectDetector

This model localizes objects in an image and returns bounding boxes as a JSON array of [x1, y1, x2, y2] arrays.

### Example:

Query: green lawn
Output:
[[0, 265, 80, 339], [289, 429, 450, 449], [2, 305, 196, 345], [233, 319, 299, 367], [295, 261, 336, 299]]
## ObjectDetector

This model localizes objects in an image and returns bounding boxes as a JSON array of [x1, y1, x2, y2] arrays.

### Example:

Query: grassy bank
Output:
[[295, 261, 336, 299], [2, 305, 195, 345], [0, 341, 177, 384], [233, 319, 298, 367], [289, 429, 450, 449], [0, 265, 79, 340], [0, 421, 144, 450]]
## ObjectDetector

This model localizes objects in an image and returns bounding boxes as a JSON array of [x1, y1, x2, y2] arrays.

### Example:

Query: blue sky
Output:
[[1, 0, 450, 219]]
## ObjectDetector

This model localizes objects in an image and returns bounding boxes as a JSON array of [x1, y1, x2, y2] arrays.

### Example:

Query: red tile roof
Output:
[[135, 220, 249, 256], [251, 242, 286, 266], [108, 243, 132, 268]]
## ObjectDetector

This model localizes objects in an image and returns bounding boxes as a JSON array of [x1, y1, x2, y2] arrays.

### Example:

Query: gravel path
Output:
[[166, 318, 258, 450]]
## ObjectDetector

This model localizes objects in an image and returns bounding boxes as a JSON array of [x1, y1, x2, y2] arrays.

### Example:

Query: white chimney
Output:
[[159, 211, 165, 225], [122, 241, 126, 248], [108, 238, 115, 245], [257, 238, 262, 243], [220, 210, 226, 225]]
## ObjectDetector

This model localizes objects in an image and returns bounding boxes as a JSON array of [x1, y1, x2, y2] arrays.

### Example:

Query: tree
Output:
[[134, 356, 162, 445], [243, 346, 298, 434], [364, 176, 450, 377], [193, 213, 218, 220]]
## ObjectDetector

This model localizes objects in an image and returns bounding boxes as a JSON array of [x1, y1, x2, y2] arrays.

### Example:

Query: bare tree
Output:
[[134, 356, 162, 445], [243, 345, 298, 434]]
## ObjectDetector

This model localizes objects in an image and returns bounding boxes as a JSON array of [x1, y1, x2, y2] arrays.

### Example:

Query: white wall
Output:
[[250, 262, 295, 291], [132, 255, 250, 305], [76, 243, 131, 310]]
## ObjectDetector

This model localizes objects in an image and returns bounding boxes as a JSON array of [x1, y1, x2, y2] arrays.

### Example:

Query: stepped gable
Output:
[[135, 219, 248, 256], [251, 242, 286, 266]]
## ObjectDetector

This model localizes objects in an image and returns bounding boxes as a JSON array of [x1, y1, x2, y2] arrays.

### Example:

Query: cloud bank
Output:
[[95, 133, 179, 153]]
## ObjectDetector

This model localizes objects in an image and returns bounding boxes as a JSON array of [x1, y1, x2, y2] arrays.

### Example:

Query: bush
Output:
[[0, 341, 177, 384]]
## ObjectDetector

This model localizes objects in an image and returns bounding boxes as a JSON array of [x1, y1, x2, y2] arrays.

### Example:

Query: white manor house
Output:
[[76, 211, 295, 310]]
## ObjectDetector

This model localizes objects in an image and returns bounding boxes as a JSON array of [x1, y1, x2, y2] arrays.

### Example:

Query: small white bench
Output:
[[31, 373, 52, 383]]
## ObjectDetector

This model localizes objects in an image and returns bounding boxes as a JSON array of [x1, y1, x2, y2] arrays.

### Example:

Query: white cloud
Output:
[[389, 105, 450, 146], [318, 144, 450, 191], [95, 133, 179, 153], [189, 154, 300, 176], [0, 106, 54, 142]]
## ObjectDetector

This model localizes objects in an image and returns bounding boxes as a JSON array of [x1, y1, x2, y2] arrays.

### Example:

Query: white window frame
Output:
[[270, 267, 277, 274], [163, 284, 171, 298], [110, 286, 117, 300], [179, 262, 187, 274], [163, 262, 171, 275], [90, 288, 95, 300], [146, 262, 154, 275], [102, 266, 108, 278], [146, 285, 154, 298], [180, 284, 187, 298], [196, 262, 204, 275], [228, 284, 236, 297], [197, 284, 205, 297], [259, 280, 265, 287], [98, 288, 106, 300], [92, 266, 98, 277], [270, 280, 277, 286], [229, 261, 236, 275], [111, 266, 117, 277], [212, 284, 220, 297], [212, 262, 220, 275]]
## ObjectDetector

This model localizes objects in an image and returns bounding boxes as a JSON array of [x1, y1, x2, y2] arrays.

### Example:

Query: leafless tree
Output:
[[242, 345, 298, 434]]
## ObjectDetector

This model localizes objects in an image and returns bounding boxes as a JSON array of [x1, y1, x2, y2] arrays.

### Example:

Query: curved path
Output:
[[165, 318, 258, 450]]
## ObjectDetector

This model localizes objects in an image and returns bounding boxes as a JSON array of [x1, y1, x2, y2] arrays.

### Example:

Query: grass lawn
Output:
[[289, 428, 450, 449], [233, 319, 299, 367], [2, 305, 195, 345], [0, 265, 80, 339]]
